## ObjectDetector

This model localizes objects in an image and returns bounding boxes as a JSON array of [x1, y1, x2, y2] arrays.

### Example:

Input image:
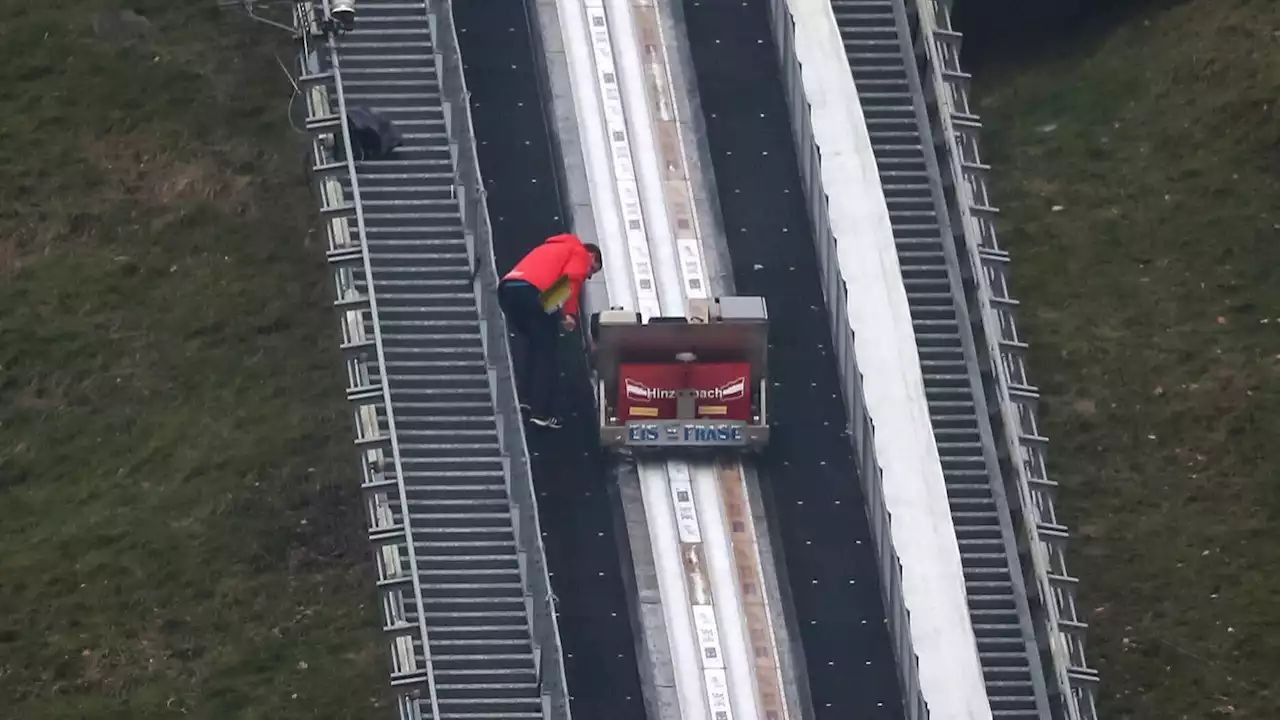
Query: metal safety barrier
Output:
[[294, 1, 438, 717], [910, 1, 1099, 717], [426, 1, 573, 718]]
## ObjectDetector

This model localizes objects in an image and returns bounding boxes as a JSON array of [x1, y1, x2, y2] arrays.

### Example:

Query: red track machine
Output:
[[590, 297, 770, 452]]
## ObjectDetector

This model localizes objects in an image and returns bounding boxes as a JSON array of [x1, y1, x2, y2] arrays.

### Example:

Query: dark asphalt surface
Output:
[[457, 0, 906, 717]]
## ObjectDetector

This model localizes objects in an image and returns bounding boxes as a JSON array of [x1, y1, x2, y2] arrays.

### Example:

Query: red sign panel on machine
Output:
[[618, 362, 752, 421]]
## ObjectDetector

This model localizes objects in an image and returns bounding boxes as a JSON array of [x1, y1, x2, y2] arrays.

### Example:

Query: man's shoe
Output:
[[529, 415, 563, 429]]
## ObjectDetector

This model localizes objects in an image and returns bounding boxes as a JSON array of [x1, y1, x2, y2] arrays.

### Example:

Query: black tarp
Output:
[[336, 105, 403, 162]]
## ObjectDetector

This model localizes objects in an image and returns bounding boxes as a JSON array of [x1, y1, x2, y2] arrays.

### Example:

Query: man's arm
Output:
[[560, 250, 592, 317]]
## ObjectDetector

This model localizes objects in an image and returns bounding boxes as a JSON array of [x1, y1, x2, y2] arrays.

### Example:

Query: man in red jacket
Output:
[[498, 233, 603, 429]]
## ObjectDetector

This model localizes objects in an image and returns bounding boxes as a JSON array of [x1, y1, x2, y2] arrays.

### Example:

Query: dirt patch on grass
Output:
[[975, 0, 1280, 716], [0, 236, 19, 276], [85, 134, 257, 207]]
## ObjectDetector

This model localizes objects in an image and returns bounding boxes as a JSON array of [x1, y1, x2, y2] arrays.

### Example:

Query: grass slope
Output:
[[0, 2, 384, 718], [974, 0, 1280, 717]]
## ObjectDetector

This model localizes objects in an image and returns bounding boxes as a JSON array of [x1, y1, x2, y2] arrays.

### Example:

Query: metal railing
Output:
[[294, 2, 440, 717], [909, 1, 1099, 717], [763, 1, 926, 717], [425, 1, 573, 719]]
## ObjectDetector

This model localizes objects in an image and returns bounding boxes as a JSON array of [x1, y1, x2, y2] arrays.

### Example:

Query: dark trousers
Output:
[[497, 280, 560, 417]]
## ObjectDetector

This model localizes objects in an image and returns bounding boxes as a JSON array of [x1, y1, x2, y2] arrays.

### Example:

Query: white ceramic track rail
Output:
[[563, 0, 662, 319], [561, 1, 792, 719], [599, 0, 711, 303]]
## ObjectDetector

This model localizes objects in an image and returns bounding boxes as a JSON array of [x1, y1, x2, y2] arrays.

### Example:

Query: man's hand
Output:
[[561, 314, 577, 332]]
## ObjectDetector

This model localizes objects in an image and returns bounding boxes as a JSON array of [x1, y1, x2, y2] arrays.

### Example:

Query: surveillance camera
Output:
[[330, 0, 355, 29]]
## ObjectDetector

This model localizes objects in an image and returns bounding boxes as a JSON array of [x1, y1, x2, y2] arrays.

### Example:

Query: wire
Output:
[[274, 51, 306, 135]]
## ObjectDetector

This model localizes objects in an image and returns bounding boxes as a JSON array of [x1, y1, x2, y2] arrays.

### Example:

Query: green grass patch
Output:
[[976, 0, 1280, 716], [0, 2, 386, 717]]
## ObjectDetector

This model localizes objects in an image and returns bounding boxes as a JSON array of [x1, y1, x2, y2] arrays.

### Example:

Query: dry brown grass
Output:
[[0, 2, 385, 718], [976, 0, 1280, 717]]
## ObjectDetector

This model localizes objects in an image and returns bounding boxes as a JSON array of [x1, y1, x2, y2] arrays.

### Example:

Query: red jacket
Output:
[[503, 234, 593, 315]]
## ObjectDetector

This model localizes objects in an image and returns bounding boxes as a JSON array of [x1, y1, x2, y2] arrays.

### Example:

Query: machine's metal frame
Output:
[[591, 296, 771, 452]]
